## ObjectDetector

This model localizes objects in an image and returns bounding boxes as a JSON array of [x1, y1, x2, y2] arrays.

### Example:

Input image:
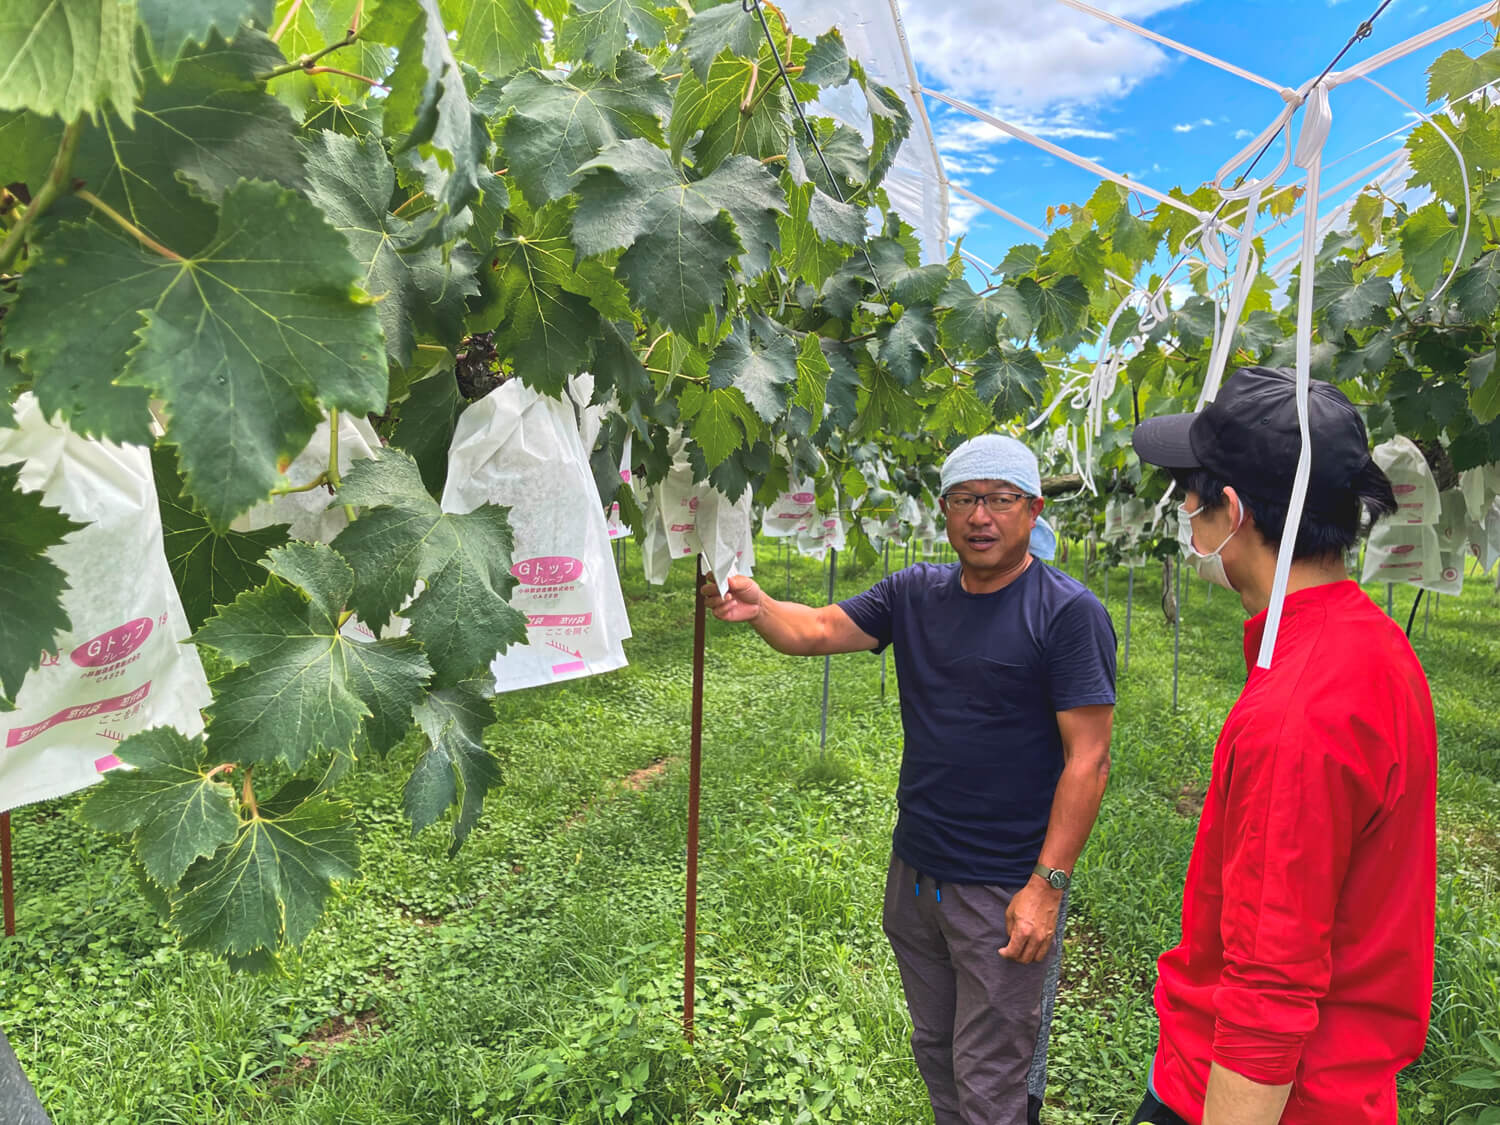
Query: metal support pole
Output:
[[1386, 583, 1394, 617], [684, 558, 706, 1041], [1172, 560, 1182, 712], [2, 812, 14, 937], [821, 548, 837, 753], [880, 541, 890, 701], [1123, 567, 1134, 674]]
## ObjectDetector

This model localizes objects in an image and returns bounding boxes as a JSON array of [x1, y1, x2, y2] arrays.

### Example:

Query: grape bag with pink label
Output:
[[0, 395, 212, 812], [441, 381, 632, 693]]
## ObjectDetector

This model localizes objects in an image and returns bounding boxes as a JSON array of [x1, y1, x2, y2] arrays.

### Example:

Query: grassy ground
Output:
[[1, 544, 1497, 1124]]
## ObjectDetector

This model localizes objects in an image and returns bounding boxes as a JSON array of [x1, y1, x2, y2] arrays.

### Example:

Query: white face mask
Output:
[[1177, 498, 1244, 591]]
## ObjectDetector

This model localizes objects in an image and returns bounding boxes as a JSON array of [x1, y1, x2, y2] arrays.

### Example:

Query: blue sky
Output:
[[891, 0, 1494, 275]]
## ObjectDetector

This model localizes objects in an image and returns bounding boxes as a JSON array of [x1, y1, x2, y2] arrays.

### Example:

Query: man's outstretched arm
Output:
[[702, 573, 879, 656]]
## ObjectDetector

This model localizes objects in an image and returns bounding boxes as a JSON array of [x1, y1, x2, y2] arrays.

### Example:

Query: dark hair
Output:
[[1170, 462, 1397, 562]]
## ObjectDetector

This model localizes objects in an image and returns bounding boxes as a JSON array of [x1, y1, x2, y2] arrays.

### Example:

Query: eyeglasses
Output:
[[943, 490, 1029, 515]]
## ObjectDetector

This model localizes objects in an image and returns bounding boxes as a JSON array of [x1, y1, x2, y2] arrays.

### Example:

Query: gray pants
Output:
[[882, 854, 1066, 1125]]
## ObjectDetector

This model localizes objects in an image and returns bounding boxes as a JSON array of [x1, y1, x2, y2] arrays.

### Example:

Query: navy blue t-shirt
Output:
[[839, 560, 1116, 887]]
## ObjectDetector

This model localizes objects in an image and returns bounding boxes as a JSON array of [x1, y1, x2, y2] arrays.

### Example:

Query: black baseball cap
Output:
[[1131, 366, 1373, 509]]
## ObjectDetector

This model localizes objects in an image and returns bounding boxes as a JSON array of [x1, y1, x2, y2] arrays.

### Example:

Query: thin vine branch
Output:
[[271, 0, 305, 42], [0, 116, 83, 274], [256, 27, 359, 81]]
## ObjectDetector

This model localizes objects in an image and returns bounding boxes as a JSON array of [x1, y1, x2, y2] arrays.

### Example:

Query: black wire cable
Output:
[[1405, 586, 1424, 637], [742, 0, 890, 303]]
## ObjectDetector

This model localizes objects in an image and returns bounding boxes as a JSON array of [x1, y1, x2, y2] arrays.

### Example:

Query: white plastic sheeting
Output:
[[776, 0, 949, 263]]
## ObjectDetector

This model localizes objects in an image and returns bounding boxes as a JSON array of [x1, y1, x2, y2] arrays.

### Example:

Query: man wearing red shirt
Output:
[[1128, 366, 1438, 1125]]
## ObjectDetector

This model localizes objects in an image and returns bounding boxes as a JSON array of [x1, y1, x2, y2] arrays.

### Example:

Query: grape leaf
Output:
[[376, 0, 489, 240], [441, 0, 543, 77], [390, 364, 464, 495], [857, 65, 911, 190], [995, 244, 1041, 278], [1313, 262, 1392, 336], [878, 307, 937, 386], [474, 201, 602, 394], [498, 55, 671, 208], [137, 0, 275, 75], [573, 140, 787, 333], [332, 449, 529, 686], [9, 181, 388, 528], [0, 110, 61, 189], [709, 319, 797, 423], [153, 447, 288, 632], [1407, 106, 1500, 209], [938, 279, 1031, 353], [557, 0, 667, 73], [929, 379, 990, 439], [171, 793, 358, 955], [681, 2, 763, 82], [802, 30, 850, 87], [691, 58, 789, 174], [0, 463, 82, 710], [793, 333, 832, 425], [304, 130, 480, 369], [79, 728, 240, 889], [195, 542, 433, 768], [405, 683, 501, 852], [268, 0, 390, 115], [860, 237, 949, 306], [1451, 249, 1500, 322], [0, 0, 138, 125], [1020, 275, 1090, 347], [1400, 201, 1464, 292], [1427, 47, 1500, 106], [1470, 351, 1500, 425], [974, 345, 1046, 424], [69, 32, 308, 257], [682, 386, 754, 467]]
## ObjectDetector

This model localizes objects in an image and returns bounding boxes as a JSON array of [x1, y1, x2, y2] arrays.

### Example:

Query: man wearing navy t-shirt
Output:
[[704, 434, 1116, 1125]]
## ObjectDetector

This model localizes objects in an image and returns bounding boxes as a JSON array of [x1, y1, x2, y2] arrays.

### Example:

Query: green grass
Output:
[[1, 545, 1496, 1124]]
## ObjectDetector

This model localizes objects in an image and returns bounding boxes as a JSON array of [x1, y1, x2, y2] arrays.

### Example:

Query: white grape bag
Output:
[[1372, 436, 1440, 526], [696, 487, 756, 593], [794, 510, 847, 561], [234, 412, 381, 543], [762, 482, 818, 537], [1435, 489, 1470, 555], [441, 382, 632, 693], [1103, 497, 1126, 544], [0, 395, 212, 812], [1361, 520, 1458, 593], [658, 462, 706, 559], [233, 412, 405, 644], [1480, 500, 1500, 574]]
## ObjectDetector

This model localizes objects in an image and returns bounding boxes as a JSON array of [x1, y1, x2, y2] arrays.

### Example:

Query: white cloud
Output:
[[1172, 117, 1218, 134], [1234, 128, 1253, 139], [933, 104, 1124, 155], [902, 0, 1196, 110], [1173, 123, 1194, 133]]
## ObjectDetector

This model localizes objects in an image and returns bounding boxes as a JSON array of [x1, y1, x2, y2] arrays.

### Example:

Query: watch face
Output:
[[1048, 870, 1068, 889]]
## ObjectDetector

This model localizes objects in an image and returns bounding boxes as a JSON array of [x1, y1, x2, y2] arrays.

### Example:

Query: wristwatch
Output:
[[1032, 863, 1070, 891]]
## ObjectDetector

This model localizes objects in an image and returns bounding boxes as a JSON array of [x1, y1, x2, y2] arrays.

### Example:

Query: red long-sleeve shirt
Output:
[[1152, 581, 1437, 1124]]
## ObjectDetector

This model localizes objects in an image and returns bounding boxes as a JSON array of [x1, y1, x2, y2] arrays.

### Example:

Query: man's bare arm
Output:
[[1000, 704, 1113, 963], [702, 574, 879, 656]]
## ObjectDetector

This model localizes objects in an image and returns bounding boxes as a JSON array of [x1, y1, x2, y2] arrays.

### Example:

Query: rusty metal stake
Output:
[[684, 557, 707, 1042], [2, 812, 14, 937]]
